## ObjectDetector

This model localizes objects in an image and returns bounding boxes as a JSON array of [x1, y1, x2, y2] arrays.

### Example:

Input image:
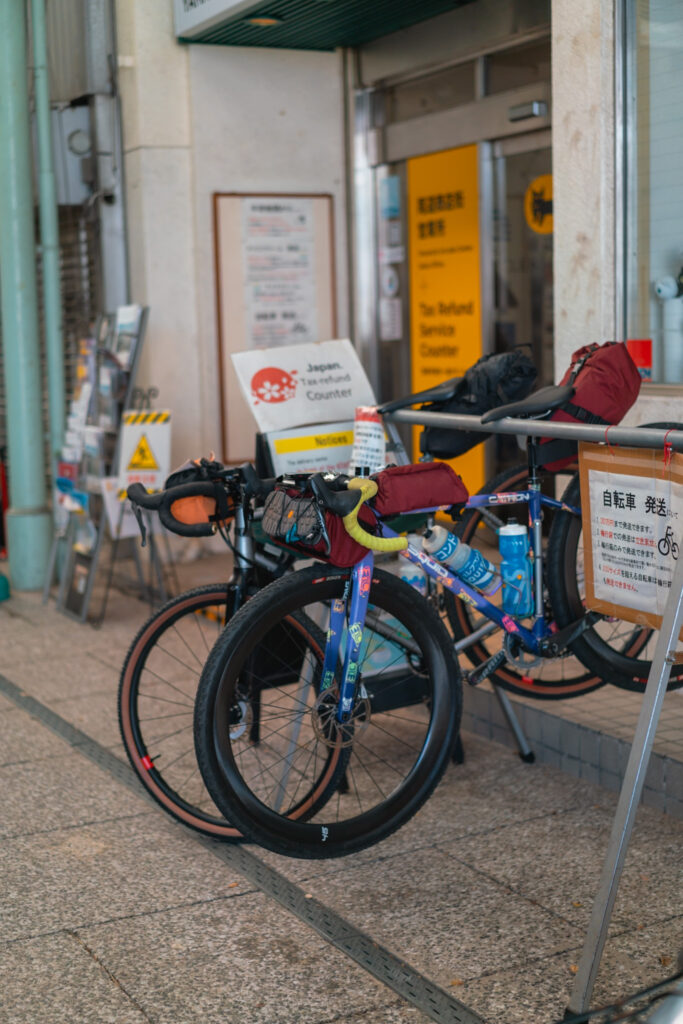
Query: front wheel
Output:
[[194, 565, 461, 859]]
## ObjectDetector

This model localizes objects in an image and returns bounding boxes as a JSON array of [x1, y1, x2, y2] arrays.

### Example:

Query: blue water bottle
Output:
[[422, 525, 497, 593], [498, 522, 533, 617]]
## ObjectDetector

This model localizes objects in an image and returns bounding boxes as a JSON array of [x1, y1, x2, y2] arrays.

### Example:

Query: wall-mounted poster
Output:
[[214, 192, 337, 463]]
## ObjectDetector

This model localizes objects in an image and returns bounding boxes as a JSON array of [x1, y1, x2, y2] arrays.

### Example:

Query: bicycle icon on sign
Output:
[[658, 525, 680, 560]]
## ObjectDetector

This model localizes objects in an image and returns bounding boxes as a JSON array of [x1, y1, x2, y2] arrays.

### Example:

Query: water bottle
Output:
[[422, 525, 497, 593], [498, 522, 533, 617], [398, 535, 428, 596]]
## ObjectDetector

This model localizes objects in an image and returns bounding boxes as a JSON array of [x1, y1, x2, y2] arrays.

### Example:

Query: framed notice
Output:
[[214, 192, 337, 462], [579, 442, 683, 642]]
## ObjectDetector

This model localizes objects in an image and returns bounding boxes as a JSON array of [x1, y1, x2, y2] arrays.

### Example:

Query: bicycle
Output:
[[191, 407, 683, 858], [120, 373, 683, 841]]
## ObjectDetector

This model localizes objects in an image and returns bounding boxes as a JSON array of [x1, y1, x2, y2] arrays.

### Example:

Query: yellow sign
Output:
[[128, 434, 159, 471], [407, 145, 483, 490], [524, 174, 553, 234], [273, 429, 354, 454]]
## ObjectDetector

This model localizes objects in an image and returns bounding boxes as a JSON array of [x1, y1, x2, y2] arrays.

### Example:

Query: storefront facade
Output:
[[98, 1, 683, 463]]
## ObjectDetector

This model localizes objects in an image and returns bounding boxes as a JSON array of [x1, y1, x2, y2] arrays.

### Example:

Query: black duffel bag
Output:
[[419, 350, 537, 459]]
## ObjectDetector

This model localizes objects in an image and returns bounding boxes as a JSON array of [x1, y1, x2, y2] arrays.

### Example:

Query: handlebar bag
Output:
[[262, 483, 379, 568], [371, 463, 468, 516], [163, 456, 238, 527], [538, 341, 641, 471], [419, 350, 537, 459]]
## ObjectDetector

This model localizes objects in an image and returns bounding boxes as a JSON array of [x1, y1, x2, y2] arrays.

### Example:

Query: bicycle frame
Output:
[[326, 484, 580, 724]]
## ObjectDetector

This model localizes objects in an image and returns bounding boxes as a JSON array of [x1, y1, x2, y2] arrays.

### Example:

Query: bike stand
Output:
[[451, 688, 534, 766], [491, 683, 535, 762]]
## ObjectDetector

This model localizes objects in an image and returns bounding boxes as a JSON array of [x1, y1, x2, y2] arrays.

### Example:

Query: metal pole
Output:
[[567, 551, 683, 1013], [31, 0, 65, 459], [0, 0, 52, 590], [385, 409, 683, 451]]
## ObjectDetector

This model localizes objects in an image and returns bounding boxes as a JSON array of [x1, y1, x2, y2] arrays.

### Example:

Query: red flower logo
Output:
[[250, 367, 298, 404]]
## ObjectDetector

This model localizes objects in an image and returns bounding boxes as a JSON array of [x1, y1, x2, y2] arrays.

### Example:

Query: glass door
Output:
[[488, 131, 553, 472]]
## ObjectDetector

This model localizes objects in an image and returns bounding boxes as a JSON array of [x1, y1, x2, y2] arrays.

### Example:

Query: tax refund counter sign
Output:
[[407, 145, 483, 490], [579, 443, 683, 636]]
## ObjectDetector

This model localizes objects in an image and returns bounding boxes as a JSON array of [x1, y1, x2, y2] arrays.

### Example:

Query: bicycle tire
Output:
[[194, 565, 461, 859], [444, 464, 608, 700], [119, 582, 329, 837], [118, 584, 245, 838], [547, 471, 683, 692]]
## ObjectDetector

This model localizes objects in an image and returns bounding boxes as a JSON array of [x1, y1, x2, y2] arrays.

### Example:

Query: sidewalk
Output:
[[1, 555, 681, 1024]]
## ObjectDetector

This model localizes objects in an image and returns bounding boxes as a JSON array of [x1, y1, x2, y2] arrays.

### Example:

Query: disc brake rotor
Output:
[[312, 688, 371, 748]]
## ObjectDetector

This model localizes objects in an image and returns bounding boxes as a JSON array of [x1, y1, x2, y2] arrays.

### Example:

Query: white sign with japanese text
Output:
[[231, 339, 376, 433], [587, 469, 682, 619], [579, 442, 683, 638]]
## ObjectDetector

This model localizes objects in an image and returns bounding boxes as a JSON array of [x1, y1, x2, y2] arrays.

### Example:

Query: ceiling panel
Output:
[[178, 0, 476, 51]]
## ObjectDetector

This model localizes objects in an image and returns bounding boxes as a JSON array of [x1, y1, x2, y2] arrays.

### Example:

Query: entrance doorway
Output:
[[489, 132, 553, 472]]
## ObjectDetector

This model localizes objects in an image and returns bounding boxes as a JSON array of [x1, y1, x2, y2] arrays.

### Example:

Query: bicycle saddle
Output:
[[377, 376, 462, 414], [480, 384, 575, 424]]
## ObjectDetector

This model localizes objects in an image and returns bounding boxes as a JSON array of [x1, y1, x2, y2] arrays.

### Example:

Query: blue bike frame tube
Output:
[[320, 580, 348, 693], [528, 486, 546, 630], [337, 553, 374, 722]]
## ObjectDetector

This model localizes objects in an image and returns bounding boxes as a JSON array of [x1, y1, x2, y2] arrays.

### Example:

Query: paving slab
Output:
[[7, 653, 119, 702], [459, 917, 683, 1024], [1, 744, 149, 840], [0, 931, 149, 1024], [281, 845, 582, 985], [438, 803, 683, 933], [0, 814, 260, 942], [0, 704, 77, 767], [74, 893, 422, 1024]]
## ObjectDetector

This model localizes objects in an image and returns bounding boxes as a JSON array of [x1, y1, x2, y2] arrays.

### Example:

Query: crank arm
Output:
[[539, 611, 600, 657]]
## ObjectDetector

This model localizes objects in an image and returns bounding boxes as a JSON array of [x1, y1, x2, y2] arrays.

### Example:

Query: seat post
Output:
[[525, 435, 546, 621]]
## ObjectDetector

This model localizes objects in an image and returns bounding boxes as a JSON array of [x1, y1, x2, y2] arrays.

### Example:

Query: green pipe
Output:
[[31, 0, 65, 458], [0, 0, 52, 589]]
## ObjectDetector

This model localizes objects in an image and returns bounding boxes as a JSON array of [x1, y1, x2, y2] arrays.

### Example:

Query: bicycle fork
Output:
[[319, 554, 374, 724]]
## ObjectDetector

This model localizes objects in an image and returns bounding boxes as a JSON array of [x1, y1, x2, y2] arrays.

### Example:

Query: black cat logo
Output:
[[531, 188, 553, 226]]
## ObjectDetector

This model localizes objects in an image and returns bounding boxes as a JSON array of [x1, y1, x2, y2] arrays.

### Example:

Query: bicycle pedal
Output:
[[466, 649, 508, 687]]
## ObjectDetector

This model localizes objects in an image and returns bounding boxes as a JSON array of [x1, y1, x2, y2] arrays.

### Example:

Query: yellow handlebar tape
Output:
[[342, 478, 407, 553]]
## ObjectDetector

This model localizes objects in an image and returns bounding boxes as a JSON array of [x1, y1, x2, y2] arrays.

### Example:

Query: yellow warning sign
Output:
[[127, 434, 159, 471]]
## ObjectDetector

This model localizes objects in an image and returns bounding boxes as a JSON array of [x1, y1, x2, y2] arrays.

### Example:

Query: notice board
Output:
[[213, 193, 337, 463], [407, 145, 484, 491], [579, 442, 683, 642]]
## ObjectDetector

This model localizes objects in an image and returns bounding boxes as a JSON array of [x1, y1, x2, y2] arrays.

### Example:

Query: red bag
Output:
[[371, 462, 469, 516], [539, 342, 641, 470]]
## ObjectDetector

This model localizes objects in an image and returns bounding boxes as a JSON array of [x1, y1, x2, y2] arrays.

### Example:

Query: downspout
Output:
[[0, 0, 52, 589], [31, 0, 65, 458]]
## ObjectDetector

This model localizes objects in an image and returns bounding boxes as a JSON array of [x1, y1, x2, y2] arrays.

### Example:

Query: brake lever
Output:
[[131, 503, 148, 547]]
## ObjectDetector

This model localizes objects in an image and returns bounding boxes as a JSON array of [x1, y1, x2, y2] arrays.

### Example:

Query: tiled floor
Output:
[[1, 545, 681, 1023]]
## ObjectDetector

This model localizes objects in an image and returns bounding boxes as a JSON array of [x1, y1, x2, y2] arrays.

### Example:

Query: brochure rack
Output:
[[43, 305, 172, 624]]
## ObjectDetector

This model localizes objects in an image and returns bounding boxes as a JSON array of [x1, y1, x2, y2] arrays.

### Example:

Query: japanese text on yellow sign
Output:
[[407, 145, 483, 489]]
